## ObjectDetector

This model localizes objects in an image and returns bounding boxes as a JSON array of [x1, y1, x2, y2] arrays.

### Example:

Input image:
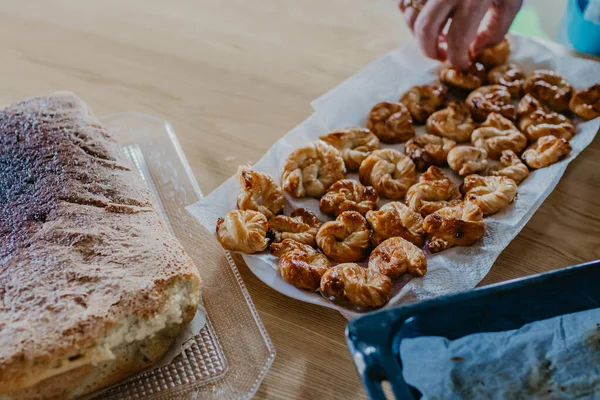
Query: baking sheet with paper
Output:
[[399, 307, 600, 399], [187, 34, 600, 318]]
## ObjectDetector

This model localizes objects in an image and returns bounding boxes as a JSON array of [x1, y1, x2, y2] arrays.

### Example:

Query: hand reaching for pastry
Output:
[[399, 0, 523, 69]]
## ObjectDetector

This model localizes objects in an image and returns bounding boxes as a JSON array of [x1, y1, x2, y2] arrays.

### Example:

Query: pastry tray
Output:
[[97, 112, 275, 400]]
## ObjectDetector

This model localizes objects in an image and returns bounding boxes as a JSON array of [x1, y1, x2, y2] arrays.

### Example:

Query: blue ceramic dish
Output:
[[345, 260, 600, 400]]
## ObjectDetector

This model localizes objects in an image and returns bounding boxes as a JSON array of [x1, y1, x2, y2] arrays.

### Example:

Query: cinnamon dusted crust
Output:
[[0, 92, 201, 399]]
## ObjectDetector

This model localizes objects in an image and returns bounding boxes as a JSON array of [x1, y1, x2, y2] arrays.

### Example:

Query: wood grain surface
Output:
[[0, 1, 597, 399]]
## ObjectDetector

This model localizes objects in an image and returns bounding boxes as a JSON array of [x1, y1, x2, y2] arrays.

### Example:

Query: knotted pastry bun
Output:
[[319, 179, 379, 217], [320, 263, 392, 308], [216, 210, 269, 253], [316, 211, 370, 262], [359, 148, 417, 199], [423, 201, 487, 253], [282, 140, 345, 198]]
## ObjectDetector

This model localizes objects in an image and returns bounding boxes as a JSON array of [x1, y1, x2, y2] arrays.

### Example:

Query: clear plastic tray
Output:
[[97, 112, 275, 400]]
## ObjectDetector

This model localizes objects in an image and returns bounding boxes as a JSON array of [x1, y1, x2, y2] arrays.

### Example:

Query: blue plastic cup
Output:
[[564, 0, 600, 56]]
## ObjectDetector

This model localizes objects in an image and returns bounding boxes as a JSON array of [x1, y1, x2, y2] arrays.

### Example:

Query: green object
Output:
[[510, 5, 549, 39]]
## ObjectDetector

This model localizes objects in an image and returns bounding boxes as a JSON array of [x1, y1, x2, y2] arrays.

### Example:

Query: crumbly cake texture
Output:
[[0, 92, 201, 398]]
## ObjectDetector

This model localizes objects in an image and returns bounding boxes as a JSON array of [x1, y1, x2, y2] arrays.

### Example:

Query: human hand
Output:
[[399, 0, 523, 70]]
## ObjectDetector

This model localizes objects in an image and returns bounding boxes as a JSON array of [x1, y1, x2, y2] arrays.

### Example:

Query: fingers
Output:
[[473, 0, 523, 54], [446, 0, 490, 69], [402, 7, 420, 31], [413, 0, 456, 60], [437, 33, 448, 61]]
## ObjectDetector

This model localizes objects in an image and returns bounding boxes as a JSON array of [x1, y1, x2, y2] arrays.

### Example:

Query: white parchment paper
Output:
[[400, 307, 600, 399], [187, 34, 600, 318]]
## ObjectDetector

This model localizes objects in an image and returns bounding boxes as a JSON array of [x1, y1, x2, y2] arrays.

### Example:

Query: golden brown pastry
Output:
[[359, 148, 417, 199], [462, 175, 518, 216], [405, 166, 462, 216], [316, 211, 370, 262], [268, 208, 321, 247], [517, 93, 575, 141], [319, 179, 379, 217], [404, 134, 456, 171], [270, 238, 315, 257], [366, 201, 425, 247], [367, 101, 415, 143], [423, 201, 487, 253], [518, 109, 575, 142], [426, 101, 476, 143], [439, 62, 486, 90], [320, 263, 392, 308], [517, 93, 547, 118], [569, 84, 600, 120], [368, 237, 427, 280], [447, 146, 488, 176], [471, 113, 527, 158], [475, 38, 510, 68], [319, 127, 380, 171], [487, 63, 525, 97], [489, 150, 530, 185], [521, 135, 572, 169], [236, 166, 284, 219], [400, 84, 446, 124], [216, 210, 269, 253], [466, 85, 516, 122], [281, 140, 345, 198], [523, 70, 573, 112], [278, 247, 331, 291]]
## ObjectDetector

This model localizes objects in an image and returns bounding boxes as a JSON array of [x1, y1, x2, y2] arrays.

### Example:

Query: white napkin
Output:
[[400, 307, 600, 399]]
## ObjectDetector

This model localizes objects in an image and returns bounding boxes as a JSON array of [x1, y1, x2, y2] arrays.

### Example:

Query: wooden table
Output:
[[1, 1, 597, 399]]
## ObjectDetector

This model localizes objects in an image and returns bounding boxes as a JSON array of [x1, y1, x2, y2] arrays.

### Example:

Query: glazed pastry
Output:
[[471, 113, 527, 158], [368, 237, 427, 280], [462, 175, 518, 216], [488, 150, 530, 185], [216, 210, 269, 253], [278, 247, 331, 291], [466, 85, 516, 122], [366, 201, 425, 247], [405, 166, 462, 216], [516, 93, 575, 142], [523, 70, 573, 112], [270, 238, 316, 258], [475, 38, 510, 68], [569, 84, 600, 120], [426, 101, 476, 143], [236, 166, 284, 219], [521, 135, 572, 169], [518, 109, 575, 142], [517, 93, 547, 118], [315, 211, 370, 262], [319, 179, 379, 217], [281, 140, 345, 198], [404, 134, 456, 171], [487, 63, 525, 98], [320, 263, 392, 308], [447, 146, 488, 176], [359, 148, 417, 199], [423, 201, 487, 253], [400, 84, 446, 124], [268, 208, 321, 247], [367, 101, 415, 143], [319, 127, 380, 171], [439, 62, 486, 90]]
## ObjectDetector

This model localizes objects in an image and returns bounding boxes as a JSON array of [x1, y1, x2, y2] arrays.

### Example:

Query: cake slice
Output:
[[0, 92, 201, 399]]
